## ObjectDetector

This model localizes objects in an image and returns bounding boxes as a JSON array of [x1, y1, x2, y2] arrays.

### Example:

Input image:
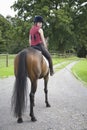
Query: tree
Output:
[[5, 15, 31, 53], [11, 0, 75, 52], [71, 0, 87, 57], [0, 15, 12, 53], [0, 0, 87, 56]]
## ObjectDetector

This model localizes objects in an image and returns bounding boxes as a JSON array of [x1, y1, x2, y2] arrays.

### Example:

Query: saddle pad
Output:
[[43, 55, 49, 67]]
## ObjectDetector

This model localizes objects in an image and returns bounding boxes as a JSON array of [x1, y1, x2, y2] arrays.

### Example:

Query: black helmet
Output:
[[34, 16, 43, 23]]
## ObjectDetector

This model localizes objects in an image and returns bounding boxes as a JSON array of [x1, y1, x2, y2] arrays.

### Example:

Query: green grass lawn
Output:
[[52, 56, 79, 65], [72, 58, 87, 83], [0, 54, 78, 77], [0, 54, 15, 77], [0, 54, 87, 85], [53, 56, 79, 71], [0, 66, 14, 77]]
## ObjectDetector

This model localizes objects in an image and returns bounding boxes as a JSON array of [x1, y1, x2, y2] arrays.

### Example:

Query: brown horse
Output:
[[11, 47, 51, 123]]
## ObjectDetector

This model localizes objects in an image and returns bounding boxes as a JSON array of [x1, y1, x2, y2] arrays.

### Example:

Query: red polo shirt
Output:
[[29, 25, 43, 46]]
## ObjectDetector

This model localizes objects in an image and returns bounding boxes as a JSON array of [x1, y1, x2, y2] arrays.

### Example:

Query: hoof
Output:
[[46, 103, 51, 107], [17, 118, 23, 123], [31, 117, 37, 122]]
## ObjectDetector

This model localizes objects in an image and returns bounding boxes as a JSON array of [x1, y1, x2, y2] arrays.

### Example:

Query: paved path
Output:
[[0, 62, 87, 130]]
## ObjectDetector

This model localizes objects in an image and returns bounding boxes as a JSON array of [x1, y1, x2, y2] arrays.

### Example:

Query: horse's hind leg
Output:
[[44, 75, 51, 107], [29, 80, 37, 121]]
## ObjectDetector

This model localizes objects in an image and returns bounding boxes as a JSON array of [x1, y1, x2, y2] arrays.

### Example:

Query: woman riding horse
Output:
[[11, 16, 54, 123]]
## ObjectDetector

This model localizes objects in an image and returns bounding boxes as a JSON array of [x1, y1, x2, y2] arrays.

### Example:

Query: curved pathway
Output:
[[0, 61, 87, 130]]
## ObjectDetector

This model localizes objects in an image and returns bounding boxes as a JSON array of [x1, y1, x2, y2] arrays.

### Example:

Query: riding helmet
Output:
[[34, 16, 43, 23]]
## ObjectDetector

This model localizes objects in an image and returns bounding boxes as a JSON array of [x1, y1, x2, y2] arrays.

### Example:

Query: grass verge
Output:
[[0, 54, 15, 77], [71, 58, 87, 84], [0, 66, 14, 77]]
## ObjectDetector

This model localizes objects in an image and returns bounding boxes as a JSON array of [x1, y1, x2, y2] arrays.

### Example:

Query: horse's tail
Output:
[[11, 50, 28, 117]]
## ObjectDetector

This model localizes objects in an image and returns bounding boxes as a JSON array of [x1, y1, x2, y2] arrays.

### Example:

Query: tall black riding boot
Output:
[[49, 58, 54, 76]]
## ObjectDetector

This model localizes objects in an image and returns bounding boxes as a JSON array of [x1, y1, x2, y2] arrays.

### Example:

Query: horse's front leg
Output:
[[44, 75, 51, 107], [29, 81, 37, 121]]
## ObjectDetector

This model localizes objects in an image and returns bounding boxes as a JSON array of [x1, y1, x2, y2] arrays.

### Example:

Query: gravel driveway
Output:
[[0, 62, 87, 130]]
